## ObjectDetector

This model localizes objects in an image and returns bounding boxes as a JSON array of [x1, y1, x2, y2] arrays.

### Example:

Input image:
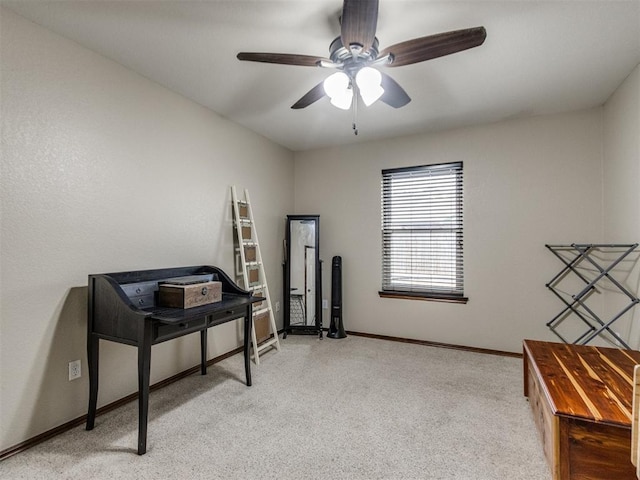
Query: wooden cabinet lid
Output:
[[524, 339, 640, 427]]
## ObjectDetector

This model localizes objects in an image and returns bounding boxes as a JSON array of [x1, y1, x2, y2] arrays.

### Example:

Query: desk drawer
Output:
[[121, 281, 156, 309], [154, 318, 206, 343], [131, 294, 154, 309], [209, 307, 245, 326], [121, 281, 157, 298]]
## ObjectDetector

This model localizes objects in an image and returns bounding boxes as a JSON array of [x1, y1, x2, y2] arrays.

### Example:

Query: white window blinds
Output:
[[381, 162, 464, 298]]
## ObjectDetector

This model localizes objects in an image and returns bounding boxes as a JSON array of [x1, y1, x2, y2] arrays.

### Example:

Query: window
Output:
[[380, 162, 466, 302]]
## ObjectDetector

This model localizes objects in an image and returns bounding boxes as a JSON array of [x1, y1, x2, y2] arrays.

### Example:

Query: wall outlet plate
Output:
[[275, 301, 280, 312], [322, 299, 328, 309], [68, 360, 81, 381]]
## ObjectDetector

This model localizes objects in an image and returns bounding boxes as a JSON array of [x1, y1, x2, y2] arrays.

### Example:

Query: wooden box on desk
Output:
[[159, 281, 222, 309]]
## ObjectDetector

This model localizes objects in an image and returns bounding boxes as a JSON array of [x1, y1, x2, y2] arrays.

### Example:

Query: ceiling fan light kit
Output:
[[323, 72, 353, 110], [356, 67, 384, 106], [323, 67, 384, 110], [237, 0, 486, 132]]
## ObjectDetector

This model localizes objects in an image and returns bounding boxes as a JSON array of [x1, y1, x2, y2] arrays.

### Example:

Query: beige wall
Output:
[[294, 110, 604, 353], [2, 4, 636, 455], [603, 63, 640, 348], [0, 9, 294, 451]]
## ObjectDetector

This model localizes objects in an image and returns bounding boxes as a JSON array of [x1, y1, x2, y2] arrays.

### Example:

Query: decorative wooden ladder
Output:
[[231, 186, 280, 364]]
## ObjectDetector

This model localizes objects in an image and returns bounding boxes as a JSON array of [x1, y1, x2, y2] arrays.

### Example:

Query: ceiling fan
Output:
[[237, 0, 486, 118]]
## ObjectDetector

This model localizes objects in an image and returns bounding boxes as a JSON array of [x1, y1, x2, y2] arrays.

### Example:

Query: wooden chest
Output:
[[159, 280, 221, 309], [523, 339, 640, 480]]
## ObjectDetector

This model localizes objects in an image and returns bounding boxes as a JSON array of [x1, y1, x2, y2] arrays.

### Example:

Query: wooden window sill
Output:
[[378, 291, 468, 304]]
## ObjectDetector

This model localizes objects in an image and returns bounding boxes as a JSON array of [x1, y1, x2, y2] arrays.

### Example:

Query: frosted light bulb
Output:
[[323, 72, 353, 110], [356, 67, 384, 106]]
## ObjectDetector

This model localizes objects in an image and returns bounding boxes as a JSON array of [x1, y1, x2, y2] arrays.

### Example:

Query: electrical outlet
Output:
[[275, 301, 280, 312], [68, 360, 81, 381], [322, 299, 328, 309]]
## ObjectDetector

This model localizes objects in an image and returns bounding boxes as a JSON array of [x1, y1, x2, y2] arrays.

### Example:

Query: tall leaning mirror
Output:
[[283, 215, 322, 339]]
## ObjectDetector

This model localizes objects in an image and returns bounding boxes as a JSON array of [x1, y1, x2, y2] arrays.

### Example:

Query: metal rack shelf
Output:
[[545, 243, 639, 349]]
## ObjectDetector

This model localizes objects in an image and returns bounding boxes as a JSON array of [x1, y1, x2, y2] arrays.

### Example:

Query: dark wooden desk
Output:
[[523, 339, 640, 479], [86, 266, 261, 454]]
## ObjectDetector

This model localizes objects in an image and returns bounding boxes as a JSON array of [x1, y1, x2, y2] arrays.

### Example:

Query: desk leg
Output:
[[523, 346, 529, 397], [137, 319, 153, 455], [244, 306, 252, 387], [86, 334, 99, 430], [200, 329, 207, 375]]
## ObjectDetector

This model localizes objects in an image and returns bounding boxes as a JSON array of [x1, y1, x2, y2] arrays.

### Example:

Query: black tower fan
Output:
[[328, 256, 346, 338]]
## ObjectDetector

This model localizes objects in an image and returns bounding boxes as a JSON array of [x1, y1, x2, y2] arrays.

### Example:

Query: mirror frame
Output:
[[283, 214, 322, 338]]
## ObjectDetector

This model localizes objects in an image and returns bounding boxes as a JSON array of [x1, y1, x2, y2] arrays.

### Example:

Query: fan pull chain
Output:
[[352, 84, 358, 135]]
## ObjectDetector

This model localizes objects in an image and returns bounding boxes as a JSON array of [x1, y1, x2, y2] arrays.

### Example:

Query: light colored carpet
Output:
[[1, 335, 549, 479]]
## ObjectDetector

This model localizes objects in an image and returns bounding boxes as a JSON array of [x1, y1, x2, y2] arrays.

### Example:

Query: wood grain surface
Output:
[[524, 340, 640, 427], [632, 365, 640, 471], [524, 340, 640, 479]]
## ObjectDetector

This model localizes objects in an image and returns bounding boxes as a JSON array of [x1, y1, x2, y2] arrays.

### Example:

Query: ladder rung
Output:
[[249, 284, 267, 292], [256, 337, 279, 352], [245, 261, 262, 266], [253, 307, 269, 316], [236, 244, 259, 250], [235, 244, 259, 251]]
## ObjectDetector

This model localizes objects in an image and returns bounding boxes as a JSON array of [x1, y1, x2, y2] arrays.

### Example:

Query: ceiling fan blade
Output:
[[381, 26, 486, 67], [379, 72, 411, 108], [291, 82, 327, 109], [237, 52, 329, 67], [341, 0, 379, 53]]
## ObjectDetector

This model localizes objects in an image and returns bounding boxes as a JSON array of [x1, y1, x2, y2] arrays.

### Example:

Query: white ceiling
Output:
[[3, 1, 639, 151]]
